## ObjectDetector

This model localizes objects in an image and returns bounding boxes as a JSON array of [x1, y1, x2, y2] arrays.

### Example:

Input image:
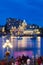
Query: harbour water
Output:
[[0, 36, 43, 60]]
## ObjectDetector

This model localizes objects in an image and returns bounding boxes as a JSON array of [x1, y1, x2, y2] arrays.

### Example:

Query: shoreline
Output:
[[0, 34, 43, 37]]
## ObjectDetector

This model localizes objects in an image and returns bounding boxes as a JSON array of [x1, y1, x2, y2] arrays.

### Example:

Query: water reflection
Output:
[[36, 37, 41, 57], [0, 36, 42, 59], [10, 36, 41, 58]]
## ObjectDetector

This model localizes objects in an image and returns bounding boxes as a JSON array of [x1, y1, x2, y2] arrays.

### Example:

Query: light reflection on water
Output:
[[0, 36, 42, 59], [13, 36, 41, 58]]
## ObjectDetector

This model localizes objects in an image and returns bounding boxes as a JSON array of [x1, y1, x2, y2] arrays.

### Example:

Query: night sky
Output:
[[0, 0, 43, 27]]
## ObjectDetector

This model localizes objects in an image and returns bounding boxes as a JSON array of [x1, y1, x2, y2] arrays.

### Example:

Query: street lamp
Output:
[[3, 39, 13, 60]]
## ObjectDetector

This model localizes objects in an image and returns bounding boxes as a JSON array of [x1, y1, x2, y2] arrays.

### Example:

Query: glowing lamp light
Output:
[[3, 44, 6, 48], [3, 40, 13, 48]]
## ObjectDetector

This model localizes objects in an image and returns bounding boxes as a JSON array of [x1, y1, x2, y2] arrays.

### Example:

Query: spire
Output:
[[23, 19, 27, 26]]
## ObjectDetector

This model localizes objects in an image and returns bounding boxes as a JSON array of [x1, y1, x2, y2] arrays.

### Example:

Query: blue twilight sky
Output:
[[0, 0, 43, 27]]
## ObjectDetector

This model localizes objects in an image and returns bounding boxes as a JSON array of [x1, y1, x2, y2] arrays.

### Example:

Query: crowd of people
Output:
[[0, 54, 43, 65]]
